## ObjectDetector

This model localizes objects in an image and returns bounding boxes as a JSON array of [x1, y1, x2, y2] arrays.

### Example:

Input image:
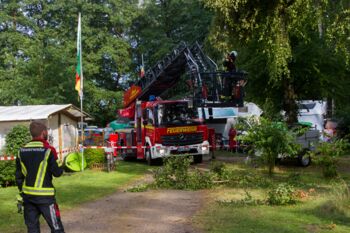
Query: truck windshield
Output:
[[157, 103, 200, 126]]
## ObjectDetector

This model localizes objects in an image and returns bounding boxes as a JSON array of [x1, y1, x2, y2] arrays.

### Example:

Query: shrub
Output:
[[233, 172, 273, 189], [239, 118, 300, 175], [311, 139, 348, 178], [154, 156, 213, 190], [0, 161, 16, 187], [5, 125, 31, 156], [1, 125, 31, 187], [267, 183, 296, 205], [188, 169, 214, 189], [210, 161, 227, 177], [84, 148, 106, 168], [127, 184, 150, 192], [154, 156, 191, 189]]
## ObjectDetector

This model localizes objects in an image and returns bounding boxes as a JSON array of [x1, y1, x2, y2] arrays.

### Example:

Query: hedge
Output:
[[84, 148, 106, 168], [1, 125, 31, 187], [0, 161, 16, 187]]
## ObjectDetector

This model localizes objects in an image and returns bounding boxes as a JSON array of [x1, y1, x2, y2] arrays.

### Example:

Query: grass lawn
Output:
[[0, 161, 149, 233], [194, 153, 350, 233]]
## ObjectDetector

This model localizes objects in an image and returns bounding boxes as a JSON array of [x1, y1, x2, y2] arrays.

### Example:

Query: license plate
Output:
[[178, 146, 190, 152]]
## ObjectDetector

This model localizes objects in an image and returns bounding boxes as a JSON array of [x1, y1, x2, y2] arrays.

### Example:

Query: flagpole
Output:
[[141, 54, 144, 69], [78, 12, 84, 172]]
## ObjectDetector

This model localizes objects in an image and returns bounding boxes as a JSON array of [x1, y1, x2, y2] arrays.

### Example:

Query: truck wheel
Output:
[[121, 152, 136, 161], [210, 150, 216, 160], [145, 147, 154, 166], [298, 150, 311, 167], [194, 154, 203, 163]]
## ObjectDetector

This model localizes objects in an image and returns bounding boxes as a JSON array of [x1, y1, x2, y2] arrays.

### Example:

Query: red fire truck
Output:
[[114, 98, 210, 165], [109, 42, 246, 165]]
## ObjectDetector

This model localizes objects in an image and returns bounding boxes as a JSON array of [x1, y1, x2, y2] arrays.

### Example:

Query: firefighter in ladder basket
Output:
[[222, 50, 238, 102]]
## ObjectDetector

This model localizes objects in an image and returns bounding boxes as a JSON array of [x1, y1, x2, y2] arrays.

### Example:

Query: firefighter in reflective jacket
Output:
[[16, 120, 65, 233]]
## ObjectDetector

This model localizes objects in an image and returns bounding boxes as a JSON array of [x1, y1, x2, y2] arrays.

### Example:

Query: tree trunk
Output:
[[268, 153, 275, 176], [283, 77, 298, 125]]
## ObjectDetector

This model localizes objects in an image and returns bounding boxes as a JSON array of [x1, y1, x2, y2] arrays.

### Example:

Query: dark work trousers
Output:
[[24, 201, 65, 233]]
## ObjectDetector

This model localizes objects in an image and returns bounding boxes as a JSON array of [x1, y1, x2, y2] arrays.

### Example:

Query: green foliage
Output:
[[154, 156, 213, 190], [210, 161, 226, 177], [188, 169, 214, 190], [267, 183, 296, 205], [240, 118, 300, 175], [84, 84, 124, 126], [0, 161, 16, 187], [5, 125, 31, 156], [0, 0, 137, 125], [204, 0, 350, 123], [84, 148, 106, 168], [126, 184, 150, 192], [154, 156, 191, 189], [312, 139, 349, 178], [234, 172, 273, 189], [131, 0, 213, 65]]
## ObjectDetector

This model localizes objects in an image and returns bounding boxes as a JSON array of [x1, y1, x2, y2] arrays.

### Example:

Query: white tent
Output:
[[0, 104, 91, 158]]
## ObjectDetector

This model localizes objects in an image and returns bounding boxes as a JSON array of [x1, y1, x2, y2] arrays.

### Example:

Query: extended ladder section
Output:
[[136, 42, 190, 101], [130, 41, 247, 108]]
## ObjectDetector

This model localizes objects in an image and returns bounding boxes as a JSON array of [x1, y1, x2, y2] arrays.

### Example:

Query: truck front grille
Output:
[[161, 133, 203, 146]]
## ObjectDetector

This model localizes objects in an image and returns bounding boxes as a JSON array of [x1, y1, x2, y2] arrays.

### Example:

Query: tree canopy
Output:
[[0, 0, 349, 126], [0, 0, 138, 125], [204, 0, 350, 122], [130, 0, 213, 68]]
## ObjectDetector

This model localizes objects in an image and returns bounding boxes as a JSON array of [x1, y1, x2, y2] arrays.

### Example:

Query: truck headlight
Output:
[[159, 148, 166, 155], [201, 145, 209, 152]]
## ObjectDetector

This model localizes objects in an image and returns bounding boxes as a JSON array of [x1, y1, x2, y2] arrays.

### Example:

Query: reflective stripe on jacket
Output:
[[16, 141, 63, 197]]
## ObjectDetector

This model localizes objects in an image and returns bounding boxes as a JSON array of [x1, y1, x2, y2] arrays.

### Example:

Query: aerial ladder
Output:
[[122, 41, 247, 112]]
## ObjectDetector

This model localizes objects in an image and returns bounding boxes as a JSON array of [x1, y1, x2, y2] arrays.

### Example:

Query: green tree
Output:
[[204, 0, 350, 123], [311, 139, 349, 178], [0, 0, 36, 105], [131, 0, 213, 67], [240, 118, 298, 175], [0, 0, 138, 125]]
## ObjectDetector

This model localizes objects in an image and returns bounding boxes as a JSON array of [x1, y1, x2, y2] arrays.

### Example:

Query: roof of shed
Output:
[[0, 104, 91, 122]]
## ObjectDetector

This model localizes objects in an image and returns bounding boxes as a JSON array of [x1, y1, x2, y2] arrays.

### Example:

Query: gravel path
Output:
[[43, 157, 227, 233], [42, 171, 205, 233], [55, 189, 204, 233]]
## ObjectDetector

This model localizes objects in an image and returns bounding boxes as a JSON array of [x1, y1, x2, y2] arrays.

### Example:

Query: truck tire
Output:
[[194, 154, 203, 163], [298, 150, 311, 167], [121, 152, 136, 161], [210, 150, 216, 160]]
